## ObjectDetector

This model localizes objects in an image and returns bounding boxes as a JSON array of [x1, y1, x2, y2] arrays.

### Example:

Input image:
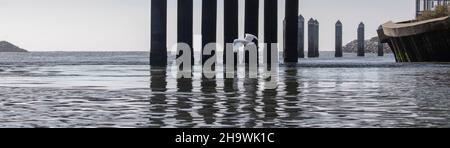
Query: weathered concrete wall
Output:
[[379, 16, 450, 62], [382, 16, 450, 37], [386, 29, 450, 62]]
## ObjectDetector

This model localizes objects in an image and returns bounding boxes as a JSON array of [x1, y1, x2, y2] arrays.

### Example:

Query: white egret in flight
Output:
[[232, 34, 258, 63]]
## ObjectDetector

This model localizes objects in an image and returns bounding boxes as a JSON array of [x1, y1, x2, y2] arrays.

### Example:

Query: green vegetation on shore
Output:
[[417, 5, 450, 21]]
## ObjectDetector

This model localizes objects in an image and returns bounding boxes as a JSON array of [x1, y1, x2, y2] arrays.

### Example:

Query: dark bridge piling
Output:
[[314, 20, 320, 57], [378, 41, 384, 56], [224, 0, 239, 69], [377, 26, 384, 56], [150, 0, 167, 67], [298, 15, 305, 58], [177, 0, 194, 65], [357, 22, 365, 57], [307, 18, 315, 58], [283, 0, 299, 63], [335, 20, 343, 57], [201, 0, 217, 67], [264, 0, 278, 66], [245, 0, 260, 65]]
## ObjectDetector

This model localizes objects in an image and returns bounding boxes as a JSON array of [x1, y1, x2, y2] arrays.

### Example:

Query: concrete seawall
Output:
[[378, 16, 450, 62]]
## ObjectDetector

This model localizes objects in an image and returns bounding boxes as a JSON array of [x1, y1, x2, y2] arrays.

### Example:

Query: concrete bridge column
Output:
[[335, 20, 343, 58], [314, 20, 320, 57], [284, 0, 299, 63], [357, 22, 365, 57], [224, 0, 239, 68], [378, 41, 384, 57], [264, 0, 278, 65], [307, 18, 315, 58], [298, 15, 305, 58], [177, 0, 194, 65], [378, 26, 384, 56], [245, 0, 259, 65], [150, 0, 167, 67], [201, 0, 217, 66]]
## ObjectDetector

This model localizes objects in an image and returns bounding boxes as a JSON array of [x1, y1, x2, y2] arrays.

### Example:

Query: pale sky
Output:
[[0, 0, 414, 51]]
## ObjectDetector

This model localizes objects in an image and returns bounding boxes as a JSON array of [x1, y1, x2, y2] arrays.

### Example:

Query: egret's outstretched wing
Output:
[[233, 34, 258, 53], [244, 34, 258, 43], [230, 34, 259, 64], [233, 39, 249, 45]]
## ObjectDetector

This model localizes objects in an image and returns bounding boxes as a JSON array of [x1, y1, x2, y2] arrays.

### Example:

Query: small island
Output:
[[0, 41, 28, 52]]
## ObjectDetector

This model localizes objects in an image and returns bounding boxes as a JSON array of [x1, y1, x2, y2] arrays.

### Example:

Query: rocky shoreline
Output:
[[343, 37, 391, 53]]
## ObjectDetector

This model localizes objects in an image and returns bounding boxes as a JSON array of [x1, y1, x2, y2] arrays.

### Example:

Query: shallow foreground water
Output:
[[1, 52, 450, 128], [152, 52, 450, 128]]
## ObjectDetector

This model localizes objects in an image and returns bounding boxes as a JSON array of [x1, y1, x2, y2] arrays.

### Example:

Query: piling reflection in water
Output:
[[243, 76, 259, 127], [175, 78, 194, 127], [223, 77, 239, 126], [261, 86, 279, 127], [149, 67, 167, 127], [149, 53, 450, 128], [281, 66, 302, 127], [199, 77, 218, 126]]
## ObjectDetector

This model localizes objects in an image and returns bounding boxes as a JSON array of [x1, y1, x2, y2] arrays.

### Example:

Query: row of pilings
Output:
[[150, 0, 383, 67], [151, 0, 268, 67], [306, 18, 319, 58]]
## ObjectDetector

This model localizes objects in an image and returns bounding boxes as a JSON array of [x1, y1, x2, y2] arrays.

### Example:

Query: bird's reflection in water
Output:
[[149, 67, 168, 127]]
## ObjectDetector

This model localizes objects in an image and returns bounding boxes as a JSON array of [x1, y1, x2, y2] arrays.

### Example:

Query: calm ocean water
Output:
[[1, 52, 450, 128], [0, 52, 150, 128]]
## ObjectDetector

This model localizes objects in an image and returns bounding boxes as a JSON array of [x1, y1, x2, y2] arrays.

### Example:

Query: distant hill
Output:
[[0, 41, 28, 52], [343, 37, 391, 53]]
